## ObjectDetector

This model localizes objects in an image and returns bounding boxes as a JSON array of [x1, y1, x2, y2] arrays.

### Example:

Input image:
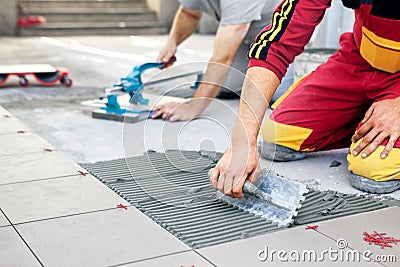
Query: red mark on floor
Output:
[[363, 231, 400, 249], [116, 203, 128, 210], [43, 148, 53, 152], [305, 225, 318, 230], [77, 170, 89, 176]]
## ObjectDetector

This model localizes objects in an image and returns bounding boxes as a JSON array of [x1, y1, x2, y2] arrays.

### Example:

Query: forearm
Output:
[[209, 66, 279, 196], [168, 6, 201, 46], [232, 67, 280, 146], [188, 23, 250, 113], [189, 57, 233, 111]]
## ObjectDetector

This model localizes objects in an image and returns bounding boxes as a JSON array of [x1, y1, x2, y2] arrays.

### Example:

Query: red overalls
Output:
[[262, 4, 400, 181]]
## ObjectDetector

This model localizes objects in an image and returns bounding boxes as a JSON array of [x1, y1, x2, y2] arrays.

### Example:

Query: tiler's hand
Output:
[[209, 142, 260, 198], [351, 98, 400, 159], [151, 102, 200, 121], [157, 41, 177, 68]]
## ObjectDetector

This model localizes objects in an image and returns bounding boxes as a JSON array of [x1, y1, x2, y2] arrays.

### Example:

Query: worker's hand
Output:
[[351, 98, 400, 159], [157, 41, 177, 68], [209, 142, 260, 198], [151, 102, 201, 121]]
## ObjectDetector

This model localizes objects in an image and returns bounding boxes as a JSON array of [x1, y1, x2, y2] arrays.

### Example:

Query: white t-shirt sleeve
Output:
[[220, 0, 264, 26], [178, 0, 201, 10]]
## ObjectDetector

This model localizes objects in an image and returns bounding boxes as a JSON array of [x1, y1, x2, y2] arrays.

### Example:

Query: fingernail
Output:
[[381, 153, 387, 159], [361, 153, 367, 158], [352, 150, 358, 156]]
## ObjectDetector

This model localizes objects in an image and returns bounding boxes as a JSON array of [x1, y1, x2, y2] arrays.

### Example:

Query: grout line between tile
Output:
[[0, 150, 57, 159], [0, 173, 86, 187], [311, 228, 387, 267], [0, 208, 45, 267], [107, 250, 193, 267], [12, 205, 135, 226], [193, 249, 218, 267]]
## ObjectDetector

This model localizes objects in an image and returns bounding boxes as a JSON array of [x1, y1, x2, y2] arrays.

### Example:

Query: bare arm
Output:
[[153, 23, 250, 121], [157, 6, 201, 64], [187, 23, 251, 112], [209, 66, 280, 197]]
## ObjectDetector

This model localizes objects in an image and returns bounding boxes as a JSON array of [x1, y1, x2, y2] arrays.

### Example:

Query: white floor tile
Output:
[[0, 175, 129, 224], [315, 207, 400, 267], [0, 150, 87, 185], [0, 132, 53, 157], [198, 225, 377, 266], [0, 211, 10, 227], [114, 251, 214, 267], [0, 112, 30, 134], [0, 226, 41, 267], [16, 208, 189, 267]]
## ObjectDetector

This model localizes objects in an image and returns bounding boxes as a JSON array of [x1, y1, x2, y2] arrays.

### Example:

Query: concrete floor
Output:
[[0, 35, 399, 266]]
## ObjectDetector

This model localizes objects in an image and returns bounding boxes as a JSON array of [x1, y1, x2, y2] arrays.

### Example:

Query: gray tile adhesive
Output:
[[81, 150, 398, 249]]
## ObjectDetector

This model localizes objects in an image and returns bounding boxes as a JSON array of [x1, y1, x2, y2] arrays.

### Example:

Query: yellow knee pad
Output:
[[260, 118, 313, 152], [347, 140, 400, 182]]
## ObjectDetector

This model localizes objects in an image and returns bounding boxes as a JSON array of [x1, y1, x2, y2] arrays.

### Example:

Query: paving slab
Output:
[[0, 108, 30, 135], [0, 175, 129, 224], [0, 131, 53, 158], [0, 150, 87, 185], [0, 210, 10, 227], [16, 208, 189, 267], [198, 225, 378, 266], [114, 251, 214, 267], [315, 207, 400, 266], [0, 226, 42, 267]]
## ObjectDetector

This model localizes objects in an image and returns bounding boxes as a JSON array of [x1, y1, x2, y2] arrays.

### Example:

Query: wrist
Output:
[[231, 125, 259, 148], [188, 98, 210, 114], [166, 38, 178, 48]]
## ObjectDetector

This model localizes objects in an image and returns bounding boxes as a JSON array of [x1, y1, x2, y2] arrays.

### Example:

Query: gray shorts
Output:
[[223, 42, 294, 102]]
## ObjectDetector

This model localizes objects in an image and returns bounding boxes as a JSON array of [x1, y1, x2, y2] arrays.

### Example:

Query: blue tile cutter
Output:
[[101, 57, 203, 116]]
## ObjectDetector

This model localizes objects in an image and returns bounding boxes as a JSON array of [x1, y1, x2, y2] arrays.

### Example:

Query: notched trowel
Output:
[[209, 168, 309, 226]]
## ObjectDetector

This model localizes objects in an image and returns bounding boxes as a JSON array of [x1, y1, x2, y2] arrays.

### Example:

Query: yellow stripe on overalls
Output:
[[248, 0, 296, 59], [360, 26, 400, 73]]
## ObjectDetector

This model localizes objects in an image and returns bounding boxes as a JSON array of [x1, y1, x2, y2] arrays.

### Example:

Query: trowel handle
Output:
[[242, 181, 259, 194], [243, 181, 273, 202], [208, 168, 258, 193]]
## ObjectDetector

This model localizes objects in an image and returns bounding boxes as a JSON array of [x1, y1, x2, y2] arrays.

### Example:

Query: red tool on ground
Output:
[[0, 64, 73, 88], [18, 15, 46, 27]]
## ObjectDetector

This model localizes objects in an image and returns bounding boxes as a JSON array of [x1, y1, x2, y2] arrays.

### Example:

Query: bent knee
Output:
[[348, 142, 400, 181], [260, 118, 313, 152]]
